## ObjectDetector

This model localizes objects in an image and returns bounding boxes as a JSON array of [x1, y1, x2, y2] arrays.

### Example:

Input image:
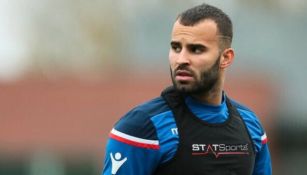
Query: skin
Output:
[[169, 19, 234, 105]]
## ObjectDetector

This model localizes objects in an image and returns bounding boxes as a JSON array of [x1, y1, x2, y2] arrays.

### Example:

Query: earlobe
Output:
[[220, 48, 234, 69]]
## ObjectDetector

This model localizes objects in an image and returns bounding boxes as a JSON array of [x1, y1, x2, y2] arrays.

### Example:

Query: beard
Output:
[[170, 56, 221, 95]]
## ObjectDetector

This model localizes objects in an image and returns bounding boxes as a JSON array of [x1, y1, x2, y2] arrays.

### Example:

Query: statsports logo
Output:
[[192, 143, 250, 158]]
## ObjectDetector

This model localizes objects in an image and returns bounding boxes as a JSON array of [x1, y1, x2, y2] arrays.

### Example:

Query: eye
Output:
[[172, 45, 181, 53], [188, 45, 206, 54], [170, 42, 181, 53]]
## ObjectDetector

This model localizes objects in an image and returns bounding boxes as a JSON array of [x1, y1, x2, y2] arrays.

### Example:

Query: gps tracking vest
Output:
[[154, 87, 255, 175]]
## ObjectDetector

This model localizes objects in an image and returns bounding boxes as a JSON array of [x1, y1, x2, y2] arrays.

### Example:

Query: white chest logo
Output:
[[110, 152, 127, 175], [171, 128, 178, 135]]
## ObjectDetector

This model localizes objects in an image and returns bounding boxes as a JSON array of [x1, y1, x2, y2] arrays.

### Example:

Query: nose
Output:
[[176, 49, 190, 65]]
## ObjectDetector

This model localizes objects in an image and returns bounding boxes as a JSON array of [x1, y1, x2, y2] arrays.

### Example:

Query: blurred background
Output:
[[0, 0, 307, 174]]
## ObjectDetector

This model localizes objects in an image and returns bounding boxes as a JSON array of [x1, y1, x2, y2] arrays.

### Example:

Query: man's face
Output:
[[169, 19, 222, 94]]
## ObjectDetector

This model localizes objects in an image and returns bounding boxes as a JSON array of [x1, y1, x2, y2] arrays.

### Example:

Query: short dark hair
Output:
[[177, 3, 233, 49]]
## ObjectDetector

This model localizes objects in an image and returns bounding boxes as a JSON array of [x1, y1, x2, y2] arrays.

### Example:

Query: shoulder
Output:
[[111, 96, 170, 144], [229, 98, 267, 152], [103, 97, 170, 174], [230, 99, 261, 126]]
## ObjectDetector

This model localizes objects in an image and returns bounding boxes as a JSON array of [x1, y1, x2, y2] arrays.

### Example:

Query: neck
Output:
[[191, 76, 224, 105]]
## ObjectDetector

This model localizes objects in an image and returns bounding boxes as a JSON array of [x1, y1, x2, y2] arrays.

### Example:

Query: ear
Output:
[[220, 48, 234, 69]]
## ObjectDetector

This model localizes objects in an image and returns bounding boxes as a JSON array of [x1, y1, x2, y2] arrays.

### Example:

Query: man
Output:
[[102, 3, 271, 175]]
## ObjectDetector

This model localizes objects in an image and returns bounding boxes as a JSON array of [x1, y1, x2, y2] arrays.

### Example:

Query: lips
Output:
[[175, 70, 194, 81]]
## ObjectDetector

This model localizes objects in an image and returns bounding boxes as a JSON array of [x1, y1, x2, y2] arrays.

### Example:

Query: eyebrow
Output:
[[170, 41, 180, 46], [170, 41, 206, 47], [187, 43, 206, 48]]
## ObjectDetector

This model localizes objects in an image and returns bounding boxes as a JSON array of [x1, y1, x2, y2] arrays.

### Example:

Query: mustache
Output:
[[174, 64, 195, 76]]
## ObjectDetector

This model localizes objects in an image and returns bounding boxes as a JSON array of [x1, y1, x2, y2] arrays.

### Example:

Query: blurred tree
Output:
[[26, 0, 126, 78]]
